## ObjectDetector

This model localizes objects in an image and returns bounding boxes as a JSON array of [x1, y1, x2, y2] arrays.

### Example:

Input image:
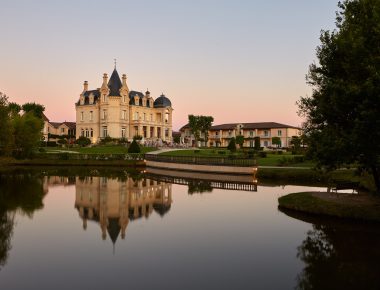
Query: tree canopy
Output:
[[298, 0, 380, 192], [188, 115, 214, 146], [0, 93, 44, 158]]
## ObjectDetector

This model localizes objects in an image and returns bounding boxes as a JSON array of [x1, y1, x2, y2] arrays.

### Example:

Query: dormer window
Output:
[[102, 95, 106, 102], [142, 99, 146, 107], [89, 95, 94, 104], [80, 97, 84, 105], [134, 95, 139, 105]]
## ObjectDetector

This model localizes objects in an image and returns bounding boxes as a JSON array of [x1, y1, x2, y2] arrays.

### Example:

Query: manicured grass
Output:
[[42, 145, 157, 154], [159, 149, 234, 157], [278, 192, 380, 222], [159, 149, 314, 167]]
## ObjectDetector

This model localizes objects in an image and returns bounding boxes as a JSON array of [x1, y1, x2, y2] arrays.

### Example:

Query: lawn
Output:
[[42, 145, 157, 154], [159, 149, 314, 167]]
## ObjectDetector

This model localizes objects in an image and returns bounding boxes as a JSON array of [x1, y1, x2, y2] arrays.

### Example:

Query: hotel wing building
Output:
[[75, 68, 173, 143]]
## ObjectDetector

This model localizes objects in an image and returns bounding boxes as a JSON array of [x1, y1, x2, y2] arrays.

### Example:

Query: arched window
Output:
[[90, 128, 93, 137], [81, 129, 84, 137]]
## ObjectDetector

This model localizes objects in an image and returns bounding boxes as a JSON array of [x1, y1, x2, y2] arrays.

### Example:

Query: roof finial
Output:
[[114, 58, 117, 69]]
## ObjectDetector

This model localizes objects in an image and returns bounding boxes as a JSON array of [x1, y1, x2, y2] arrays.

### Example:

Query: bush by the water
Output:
[[227, 137, 237, 152], [128, 140, 141, 153], [75, 136, 91, 147]]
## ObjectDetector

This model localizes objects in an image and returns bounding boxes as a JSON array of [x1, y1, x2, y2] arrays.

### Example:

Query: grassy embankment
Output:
[[41, 145, 157, 154], [159, 148, 314, 167], [278, 191, 380, 222], [1, 145, 157, 167]]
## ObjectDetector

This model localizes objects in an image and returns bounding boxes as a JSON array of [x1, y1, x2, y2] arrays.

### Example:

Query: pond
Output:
[[0, 168, 379, 290]]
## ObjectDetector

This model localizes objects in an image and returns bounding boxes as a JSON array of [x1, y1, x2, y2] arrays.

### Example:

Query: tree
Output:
[[0, 93, 13, 156], [198, 116, 214, 145], [290, 136, 302, 154], [21, 102, 45, 119], [254, 137, 261, 150], [12, 112, 43, 158], [272, 137, 281, 148], [188, 115, 214, 147], [173, 136, 181, 144], [227, 137, 237, 152], [298, 0, 380, 192], [235, 135, 245, 148]]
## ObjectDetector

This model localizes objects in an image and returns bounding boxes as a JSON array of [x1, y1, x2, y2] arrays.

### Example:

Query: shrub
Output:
[[293, 156, 305, 163], [75, 136, 91, 147], [128, 140, 141, 153], [227, 137, 237, 152], [118, 138, 128, 145], [277, 150, 283, 155], [218, 150, 226, 155], [133, 135, 143, 141], [38, 148, 46, 153], [248, 150, 255, 159], [259, 151, 267, 158]]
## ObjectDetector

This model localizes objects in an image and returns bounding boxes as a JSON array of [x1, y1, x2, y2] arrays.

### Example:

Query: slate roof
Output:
[[154, 94, 172, 108], [108, 69, 122, 96], [50, 122, 61, 128], [62, 122, 76, 129], [209, 122, 300, 131]]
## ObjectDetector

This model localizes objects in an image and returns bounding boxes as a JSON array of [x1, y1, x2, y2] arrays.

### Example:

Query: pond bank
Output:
[[278, 191, 380, 222]]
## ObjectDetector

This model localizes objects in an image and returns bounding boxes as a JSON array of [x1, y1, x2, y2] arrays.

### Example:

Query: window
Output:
[[61, 128, 65, 133], [102, 110, 107, 120], [90, 128, 93, 137], [264, 140, 268, 147], [121, 128, 126, 138], [123, 95, 127, 103], [102, 95, 106, 102], [81, 129, 84, 137], [264, 130, 269, 137], [122, 110, 127, 120], [89, 111, 93, 121], [102, 126, 107, 137], [80, 112, 84, 121], [165, 128, 169, 137], [85, 129, 89, 137], [228, 131, 232, 137], [143, 113, 146, 121], [250, 131, 254, 137], [278, 130, 282, 137], [134, 112, 139, 120]]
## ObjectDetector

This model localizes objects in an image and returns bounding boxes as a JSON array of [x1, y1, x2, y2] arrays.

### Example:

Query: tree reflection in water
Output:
[[280, 208, 380, 290], [0, 173, 47, 269]]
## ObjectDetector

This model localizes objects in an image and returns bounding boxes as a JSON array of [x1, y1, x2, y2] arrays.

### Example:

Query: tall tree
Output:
[[188, 115, 214, 147], [298, 0, 380, 192], [21, 102, 45, 119], [12, 112, 43, 158], [198, 116, 214, 145], [0, 93, 13, 156], [271, 137, 281, 148]]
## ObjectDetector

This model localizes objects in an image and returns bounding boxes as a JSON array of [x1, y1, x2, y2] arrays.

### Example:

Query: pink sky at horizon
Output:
[[0, 0, 338, 131]]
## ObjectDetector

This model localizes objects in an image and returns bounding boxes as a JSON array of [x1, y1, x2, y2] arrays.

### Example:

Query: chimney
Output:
[[83, 81, 88, 91], [102, 73, 108, 86], [122, 74, 127, 86]]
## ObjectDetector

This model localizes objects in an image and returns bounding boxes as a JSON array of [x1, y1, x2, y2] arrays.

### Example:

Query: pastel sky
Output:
[[0, 0, 338, 130]]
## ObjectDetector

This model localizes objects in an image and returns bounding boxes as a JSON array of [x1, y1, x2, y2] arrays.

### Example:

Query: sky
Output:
[[0, 0, 339, 130]]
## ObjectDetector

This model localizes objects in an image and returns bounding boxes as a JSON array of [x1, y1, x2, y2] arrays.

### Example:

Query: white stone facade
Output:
[[75, 68, 173, 143]]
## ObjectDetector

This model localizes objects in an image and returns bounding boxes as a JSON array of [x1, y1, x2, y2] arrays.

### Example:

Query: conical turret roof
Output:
[[108, 69, 122, 96]]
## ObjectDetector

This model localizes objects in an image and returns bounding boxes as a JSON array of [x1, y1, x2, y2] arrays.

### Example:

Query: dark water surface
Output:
[[0, 169, 379, 290]]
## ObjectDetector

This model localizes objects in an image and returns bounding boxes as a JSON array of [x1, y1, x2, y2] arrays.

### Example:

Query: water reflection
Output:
[[280, 208, 380, 290], [0, 173, 47, 269], [74, 176, 172, 243]]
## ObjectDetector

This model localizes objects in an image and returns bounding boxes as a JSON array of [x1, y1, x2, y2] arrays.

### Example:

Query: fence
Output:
[[145, 154, 257, 167]]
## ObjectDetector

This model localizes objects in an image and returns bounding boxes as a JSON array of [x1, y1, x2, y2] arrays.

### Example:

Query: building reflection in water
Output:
[[74, 177, 172, 243]]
